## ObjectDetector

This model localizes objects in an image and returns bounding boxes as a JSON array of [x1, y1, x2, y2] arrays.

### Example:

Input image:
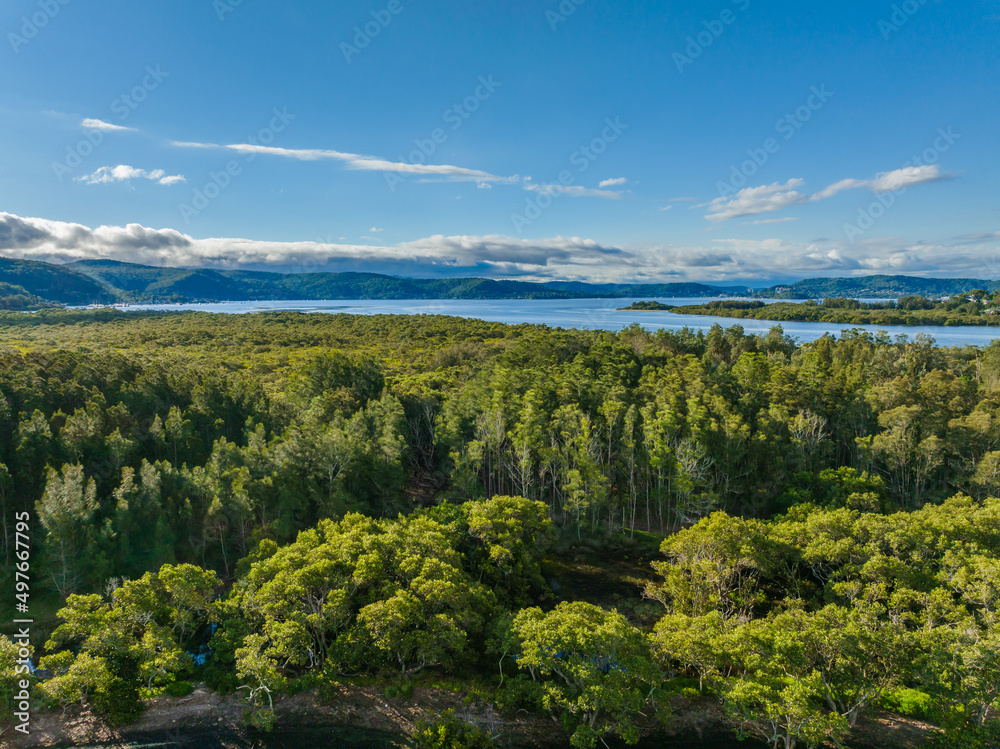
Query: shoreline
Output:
[[660, 302, 1000, 328], [18, 684, 938, 749]]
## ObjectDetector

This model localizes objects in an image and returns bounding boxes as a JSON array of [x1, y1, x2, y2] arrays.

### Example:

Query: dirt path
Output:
[[16, 685, 939, 749]]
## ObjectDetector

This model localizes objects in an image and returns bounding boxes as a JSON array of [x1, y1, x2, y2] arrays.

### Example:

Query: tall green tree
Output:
[[36, 464, 102, 594], [508, 602, 660, 749]]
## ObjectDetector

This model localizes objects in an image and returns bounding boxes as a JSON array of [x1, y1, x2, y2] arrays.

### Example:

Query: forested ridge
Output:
[[757, 275, 1000, 300], [673, 292, 1000, 327], [7, 255, 1000, 308], [0, 258, 115, 306], [0, 256, 745, 305], [1, 310, 999, 748]]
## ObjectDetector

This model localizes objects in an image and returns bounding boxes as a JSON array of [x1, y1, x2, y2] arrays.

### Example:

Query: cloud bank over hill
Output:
[[1, 212, 998, 284]]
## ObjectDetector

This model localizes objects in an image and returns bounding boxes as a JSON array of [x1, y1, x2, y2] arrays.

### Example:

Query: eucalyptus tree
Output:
[[508, 602, 661, 748]]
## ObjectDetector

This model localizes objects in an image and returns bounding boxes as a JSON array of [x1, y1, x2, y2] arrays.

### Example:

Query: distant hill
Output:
[[3, 257, 997, 307], [63, 260, 747, 302], [542, 281, 756, 296], [758, 275, 1000, 299], [0, 281, 52, 310], [0, 257, 116, 305]]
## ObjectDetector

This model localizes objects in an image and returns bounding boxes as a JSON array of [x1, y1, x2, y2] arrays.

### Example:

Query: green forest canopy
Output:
[[1, 309, 1000, 747], [670, 292, 1000, 327]]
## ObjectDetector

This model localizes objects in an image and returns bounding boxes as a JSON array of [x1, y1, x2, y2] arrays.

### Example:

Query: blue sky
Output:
[[0, 0, 997, 284]]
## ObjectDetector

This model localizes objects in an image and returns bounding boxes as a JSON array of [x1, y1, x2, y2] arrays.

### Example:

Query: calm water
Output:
[[58, 726, 765, 749], [126, 297, 1000, 348]]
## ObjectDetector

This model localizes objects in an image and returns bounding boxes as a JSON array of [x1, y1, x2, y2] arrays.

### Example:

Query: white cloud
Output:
[[706, 179, 809, 222], [953, 231, 1000, 245], [396, 234, 629, 269], [868, 165, 950, 192], [75, 165, 186, 186], [170, 139, 618, 198], [812, 166, 951, 200], [598, 177, 627, 188], [743, 217, 800, 225], [369, 227, 383, 233], [168, 140, 219, 149], [173, 140, 510, 183], [708, 166, 955, 222], [216, 144, 355, 162], [811, 178, 867, 201], [659, 205, 673, 212], [523, 183, 623, 199], [4, 212, 997, 285], [0, 213, 628, 278], [81, 118, 135, 132]]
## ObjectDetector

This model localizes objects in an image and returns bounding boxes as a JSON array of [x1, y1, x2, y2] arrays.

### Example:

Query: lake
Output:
[[126, 297, 1000, 348]]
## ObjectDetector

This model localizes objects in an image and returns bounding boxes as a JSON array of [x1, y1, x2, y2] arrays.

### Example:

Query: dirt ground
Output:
[[850, 713, 942, 749], [19, 683, 555, 748], [16, 685, 940, 749]]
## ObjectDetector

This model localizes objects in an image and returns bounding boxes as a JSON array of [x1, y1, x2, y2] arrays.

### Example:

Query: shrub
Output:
[[927, 723, 999, 749], [494, 675, 545, 715], [660, 677, 702, 695], [91, 675, 143, 726], [384, 681, 414, 700], [879, 687, 933, 720], [414, 710, 494, 749], [163, 680, 195, 698], [246, 707, 277, 732]]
